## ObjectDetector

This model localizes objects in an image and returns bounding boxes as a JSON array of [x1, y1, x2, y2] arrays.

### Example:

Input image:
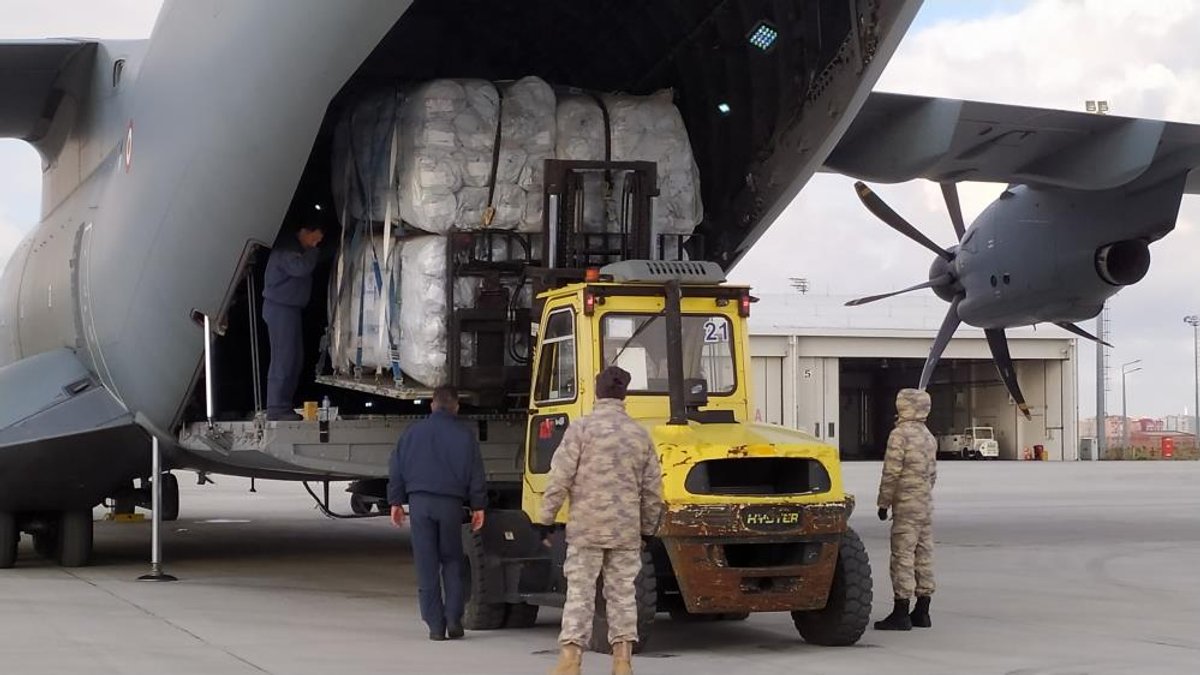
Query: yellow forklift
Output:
[[455, 160, 873, 652]]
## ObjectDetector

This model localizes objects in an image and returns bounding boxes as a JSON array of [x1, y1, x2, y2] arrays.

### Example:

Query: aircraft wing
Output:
[[824, 92, 1200, 193], [0, 39, 97, 155]]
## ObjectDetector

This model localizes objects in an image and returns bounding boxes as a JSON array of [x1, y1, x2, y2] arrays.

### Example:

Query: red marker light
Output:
[[739, 293, 751, 317], [584, 290, 596, 316]]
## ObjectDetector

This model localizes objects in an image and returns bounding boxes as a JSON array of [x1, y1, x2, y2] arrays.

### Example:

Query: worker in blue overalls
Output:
[[262, 222, 325, 421]]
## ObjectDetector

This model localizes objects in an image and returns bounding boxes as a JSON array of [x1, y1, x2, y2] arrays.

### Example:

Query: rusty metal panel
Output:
[[658, 502, 847, 614]]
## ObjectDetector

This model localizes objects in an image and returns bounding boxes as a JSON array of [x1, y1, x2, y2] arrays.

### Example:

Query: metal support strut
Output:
[[204, 314, 216, 429], [138, 436, 178, 582], [246, 271, 263, 415]]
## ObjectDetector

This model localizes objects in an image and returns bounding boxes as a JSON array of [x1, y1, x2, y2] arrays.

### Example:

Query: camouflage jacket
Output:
[[877, 388, 938, 515], [537, 399, 664, 549]]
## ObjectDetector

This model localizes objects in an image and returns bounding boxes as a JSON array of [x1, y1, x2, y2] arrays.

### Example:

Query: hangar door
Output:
[[751, 356, 783, 425]]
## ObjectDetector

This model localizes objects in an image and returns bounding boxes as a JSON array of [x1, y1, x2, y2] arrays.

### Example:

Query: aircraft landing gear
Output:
[[57, 510, 93, 568], [0, 512, 17, 569]]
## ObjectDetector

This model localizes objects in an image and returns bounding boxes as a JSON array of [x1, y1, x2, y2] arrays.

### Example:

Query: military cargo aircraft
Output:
[[2, 0, 1199, 570]]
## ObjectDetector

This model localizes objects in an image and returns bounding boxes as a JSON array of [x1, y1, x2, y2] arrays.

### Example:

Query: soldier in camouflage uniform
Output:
[[874, 388, 937, 631], [538, 366, 664, 675]]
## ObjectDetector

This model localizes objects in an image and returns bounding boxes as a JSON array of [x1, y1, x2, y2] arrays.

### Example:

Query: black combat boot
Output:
[[874, 598, 913, 631], [910, 596, 931, 628]]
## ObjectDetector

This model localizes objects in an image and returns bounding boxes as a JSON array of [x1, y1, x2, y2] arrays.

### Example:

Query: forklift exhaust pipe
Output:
[[664, 280, 688, 425]]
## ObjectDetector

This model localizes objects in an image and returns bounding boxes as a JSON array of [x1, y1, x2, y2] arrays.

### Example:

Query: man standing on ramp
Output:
[[261, 221, 325, 421], [875, 387, 938, 631], [538, 366, 663, 675]]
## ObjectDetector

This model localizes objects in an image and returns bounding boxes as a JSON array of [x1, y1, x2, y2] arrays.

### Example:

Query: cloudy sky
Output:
[[2, 1, 1198, 419]]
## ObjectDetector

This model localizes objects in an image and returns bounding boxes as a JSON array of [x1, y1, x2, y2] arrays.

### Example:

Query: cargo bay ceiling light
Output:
[[748, 21, 779, 52]]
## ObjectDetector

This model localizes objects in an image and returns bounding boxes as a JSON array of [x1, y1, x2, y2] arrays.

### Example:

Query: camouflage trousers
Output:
[[559, 545, 641, 648], [890, 512, 935, 599]]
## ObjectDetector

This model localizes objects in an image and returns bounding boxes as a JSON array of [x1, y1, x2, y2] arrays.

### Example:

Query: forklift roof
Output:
[[600, 260, 726, 285]]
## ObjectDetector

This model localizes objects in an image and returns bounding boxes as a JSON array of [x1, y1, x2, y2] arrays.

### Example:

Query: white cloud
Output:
[[732, 0, 1200, 418], [0, 0, 162, 39]]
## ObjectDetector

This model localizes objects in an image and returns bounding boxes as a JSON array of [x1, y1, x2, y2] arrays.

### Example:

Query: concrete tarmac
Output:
[[1, 462, 1197, 674]]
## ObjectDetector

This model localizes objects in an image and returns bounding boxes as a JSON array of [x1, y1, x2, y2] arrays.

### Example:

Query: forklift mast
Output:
[[448, 159, 687, 408]]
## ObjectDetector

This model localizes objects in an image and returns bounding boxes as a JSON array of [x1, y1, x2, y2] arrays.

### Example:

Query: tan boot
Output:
[[611, 641, 634, 675], [550, 643, 583, 675]]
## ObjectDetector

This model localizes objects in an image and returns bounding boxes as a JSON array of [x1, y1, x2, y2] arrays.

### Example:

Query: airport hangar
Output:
[[745, 294, 1080, 461]]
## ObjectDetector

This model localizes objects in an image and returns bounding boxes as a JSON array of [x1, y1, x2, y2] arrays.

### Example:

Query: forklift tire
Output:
[[461, 528, 508, 630], [791, 527, 872, 646], [589, 549, 657, 655], [504, 602, 540, 628], [0, 512, 17, 569]]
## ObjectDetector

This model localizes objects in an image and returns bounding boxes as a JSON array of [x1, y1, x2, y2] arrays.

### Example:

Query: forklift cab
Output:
[[521, 260, 753, 520]]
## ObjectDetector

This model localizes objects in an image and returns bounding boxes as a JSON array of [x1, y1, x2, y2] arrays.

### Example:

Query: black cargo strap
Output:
[[483, 88, 506, 227]]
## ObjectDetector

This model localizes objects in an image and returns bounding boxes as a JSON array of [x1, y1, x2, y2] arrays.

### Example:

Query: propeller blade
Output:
[[1054, 321, 1113, 348], [854, 182, 954, 262], [940, 182, 967, 241], [919, 296, 962, 389], [845, 274, 954, 307], [985, 328, 1032, 420]]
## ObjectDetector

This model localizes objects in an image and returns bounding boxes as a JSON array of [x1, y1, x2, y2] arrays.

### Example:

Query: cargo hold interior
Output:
[[181, 0, 858, 424]]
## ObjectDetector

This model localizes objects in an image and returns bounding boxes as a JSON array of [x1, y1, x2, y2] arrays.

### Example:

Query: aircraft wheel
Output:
[[0, 512, 17, 569], [57, 510, 93, 568], [33, 530, 58, 560], [349, 494, 371, 515], [160, 473, 180, 522]]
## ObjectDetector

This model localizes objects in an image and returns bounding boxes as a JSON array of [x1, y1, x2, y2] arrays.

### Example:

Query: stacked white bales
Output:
[[329, 80, 703, 389], [330, 88, 405, 225], [555, 90, 703, 258], [396, 77, 555, 386], [396, 77, 556, 233], [327, 232, 402, 376], [397, 236, 480, 387]]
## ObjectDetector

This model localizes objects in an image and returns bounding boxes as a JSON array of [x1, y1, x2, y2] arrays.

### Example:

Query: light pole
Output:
[[1186, 316, 1199, 441], [1087, 100, 1109, 461], [1121, 360, 1142, 450]]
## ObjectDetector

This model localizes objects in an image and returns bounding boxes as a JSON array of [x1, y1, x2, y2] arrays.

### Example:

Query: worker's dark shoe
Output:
[[549, 644, 582, 675], [910, 596, 932, 628], [428, 627, 447, 641], [447, 623, 465, 640], [266, 410, 302, 421], [874, 598, 913, 631]]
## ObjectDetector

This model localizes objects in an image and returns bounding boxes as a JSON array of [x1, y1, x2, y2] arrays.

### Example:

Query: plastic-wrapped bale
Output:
[[398, 235, 479, 387], [327, 232, 402, 375], [501, 76, 557, 232], [398, 80, 496, 234], [331, 88, 405, 225], [397, 77, 555, 235], [554, 91, 702, 259], [605, 90, 703, 238]]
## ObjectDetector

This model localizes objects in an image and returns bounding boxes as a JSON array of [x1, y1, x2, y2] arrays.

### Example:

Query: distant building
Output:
[[1165, 415, 1197, 435]]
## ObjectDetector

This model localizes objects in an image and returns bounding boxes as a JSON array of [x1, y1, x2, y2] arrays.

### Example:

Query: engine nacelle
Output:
[[1095, 239, 1150, 286]]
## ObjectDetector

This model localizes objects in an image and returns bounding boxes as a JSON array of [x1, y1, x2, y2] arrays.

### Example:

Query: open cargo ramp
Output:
[[177, 415, 526, 482]]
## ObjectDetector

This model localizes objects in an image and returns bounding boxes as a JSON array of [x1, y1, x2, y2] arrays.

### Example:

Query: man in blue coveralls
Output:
[[389, 385, 487, 641], [261, 222, 324, 421]]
